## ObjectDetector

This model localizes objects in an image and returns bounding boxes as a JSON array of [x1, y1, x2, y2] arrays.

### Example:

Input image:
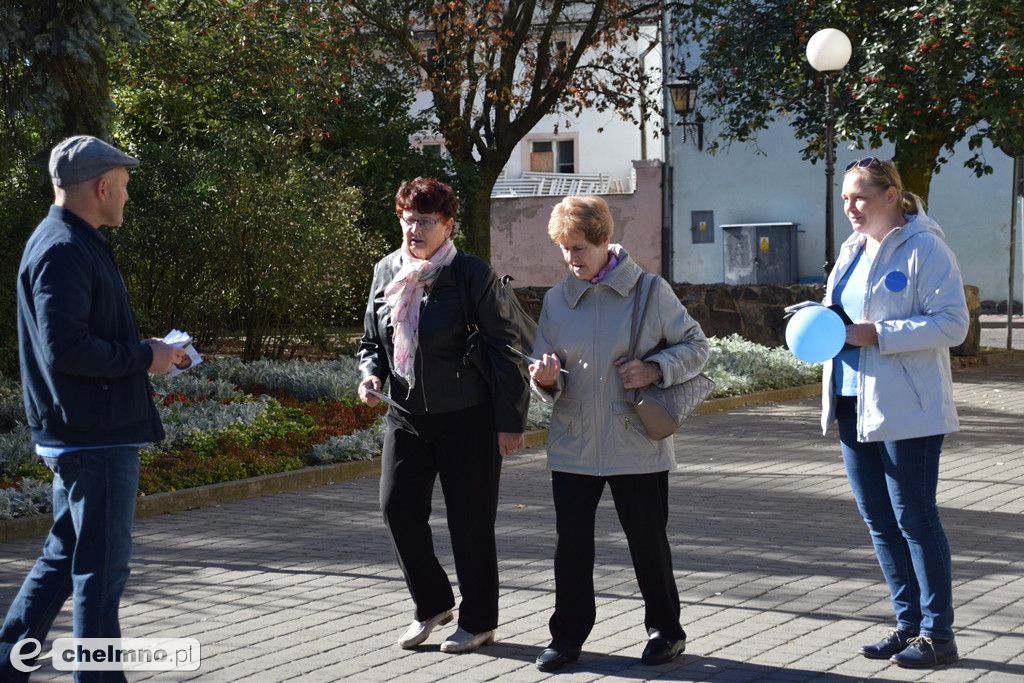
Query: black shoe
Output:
[[890, 636, 958, 668], [641, 634, 686, 665], [859, 629, 914, 659], [535, 645, 581, 672]]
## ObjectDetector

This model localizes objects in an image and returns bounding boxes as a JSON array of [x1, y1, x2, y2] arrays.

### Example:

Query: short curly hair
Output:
[[394, 177, 459, 220], [546, 195, 613, 246]]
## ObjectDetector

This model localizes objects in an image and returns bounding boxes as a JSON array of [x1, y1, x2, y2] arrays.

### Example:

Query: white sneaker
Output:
[[439, 626, 496, 653], [397, 609, 454, 649]]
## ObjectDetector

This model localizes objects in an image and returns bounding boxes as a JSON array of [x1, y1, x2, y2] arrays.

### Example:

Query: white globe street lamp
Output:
[[806, 28, 851, 276]]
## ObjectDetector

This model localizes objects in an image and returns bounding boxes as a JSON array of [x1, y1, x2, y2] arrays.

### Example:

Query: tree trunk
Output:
[[460, 178, 495, 260], [894, 136, 945, 210], [243, 313, 265, 362]]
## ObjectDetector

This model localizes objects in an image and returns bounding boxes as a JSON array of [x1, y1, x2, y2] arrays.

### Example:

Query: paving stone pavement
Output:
[[2, 359, 1023, 682]]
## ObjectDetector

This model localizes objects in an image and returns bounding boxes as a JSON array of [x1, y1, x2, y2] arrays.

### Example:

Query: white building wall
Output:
[[502, 104, 660, 187], [671, 118, 1021, 304], [508, 25, 665, 186], [410, 27, 665, 191]]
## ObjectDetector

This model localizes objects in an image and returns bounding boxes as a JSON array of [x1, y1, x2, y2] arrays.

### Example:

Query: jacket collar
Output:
[[562, 244, 643, 308], [49, 204, 110, 246]]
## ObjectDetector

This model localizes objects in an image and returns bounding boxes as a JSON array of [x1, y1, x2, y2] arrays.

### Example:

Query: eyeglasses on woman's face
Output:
[[845, 157, 896, 188], [399, 214, 443, 230]]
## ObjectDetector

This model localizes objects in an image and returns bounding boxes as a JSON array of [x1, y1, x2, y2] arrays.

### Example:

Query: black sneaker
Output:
[[859, 629, 913, 659], [890, 636, 959, 668]]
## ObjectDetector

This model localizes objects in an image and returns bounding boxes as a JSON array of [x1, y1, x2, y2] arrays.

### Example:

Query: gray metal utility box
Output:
[[722, 223, 799, 284]]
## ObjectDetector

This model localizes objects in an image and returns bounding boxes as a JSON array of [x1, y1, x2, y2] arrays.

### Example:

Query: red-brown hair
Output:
[[394, 177, 459, 220]]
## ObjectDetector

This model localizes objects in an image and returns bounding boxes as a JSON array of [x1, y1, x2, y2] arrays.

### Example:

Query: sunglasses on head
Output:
[[845, 157, 896, 187]]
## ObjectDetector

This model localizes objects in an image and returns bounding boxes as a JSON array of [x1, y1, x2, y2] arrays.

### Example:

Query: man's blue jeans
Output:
[[0, 447, 139, 683], [836, 397, 954, 640]]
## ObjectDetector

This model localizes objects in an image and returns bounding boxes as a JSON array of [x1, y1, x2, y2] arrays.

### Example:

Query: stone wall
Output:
[[514, 283, 982, 356], [672, 283, 822, 349]]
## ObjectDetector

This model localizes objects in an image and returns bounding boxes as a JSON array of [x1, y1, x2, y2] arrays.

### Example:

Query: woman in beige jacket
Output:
[[529, 195, 709, 672]]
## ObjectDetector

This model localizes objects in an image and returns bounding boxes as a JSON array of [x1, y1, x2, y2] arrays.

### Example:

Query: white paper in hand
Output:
[[162, 329, 203, 377]]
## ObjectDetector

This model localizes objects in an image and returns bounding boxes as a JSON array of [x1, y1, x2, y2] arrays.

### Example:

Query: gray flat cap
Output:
[[49, 135, 140, 187]]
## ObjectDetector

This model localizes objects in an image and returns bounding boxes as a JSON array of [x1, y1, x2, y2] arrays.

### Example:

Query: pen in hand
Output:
[[507, 345, 569, 374]]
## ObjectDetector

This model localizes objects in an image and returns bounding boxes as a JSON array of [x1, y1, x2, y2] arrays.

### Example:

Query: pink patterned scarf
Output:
[[384, 239, 457, 391]]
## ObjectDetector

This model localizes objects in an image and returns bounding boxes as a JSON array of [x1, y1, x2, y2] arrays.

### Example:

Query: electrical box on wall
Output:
[[690, 210, 714, 244], [722, 223, 799, 284]]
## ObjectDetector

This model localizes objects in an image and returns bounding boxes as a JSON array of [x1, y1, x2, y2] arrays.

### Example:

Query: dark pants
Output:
[[548, 470, 685, 649], [379, 402, 501, 634]]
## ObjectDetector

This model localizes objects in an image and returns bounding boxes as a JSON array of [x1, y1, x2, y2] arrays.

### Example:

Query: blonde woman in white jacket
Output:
[[825, 157, 969, 669], [528, 195, 709, 672]]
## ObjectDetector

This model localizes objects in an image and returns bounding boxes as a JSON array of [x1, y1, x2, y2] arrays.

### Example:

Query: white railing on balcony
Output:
[[491, 171, 630, 197]]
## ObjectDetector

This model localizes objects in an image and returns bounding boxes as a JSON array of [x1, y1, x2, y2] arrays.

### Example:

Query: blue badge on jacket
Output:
[[884, 271, 908, 292]]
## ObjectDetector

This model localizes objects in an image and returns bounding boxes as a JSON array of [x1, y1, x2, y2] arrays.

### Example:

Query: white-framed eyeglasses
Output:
[[400, 216, 442, 230]]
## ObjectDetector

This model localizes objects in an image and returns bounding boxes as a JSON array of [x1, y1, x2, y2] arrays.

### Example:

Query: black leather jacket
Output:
[[358, 249, 529, 432]]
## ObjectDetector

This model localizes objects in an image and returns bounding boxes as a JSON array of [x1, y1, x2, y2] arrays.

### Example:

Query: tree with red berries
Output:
[[681, 1, 1024, 203]]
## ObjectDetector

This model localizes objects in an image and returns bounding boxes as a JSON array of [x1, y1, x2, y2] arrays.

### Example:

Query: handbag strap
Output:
[[627, 273, 659, 360]]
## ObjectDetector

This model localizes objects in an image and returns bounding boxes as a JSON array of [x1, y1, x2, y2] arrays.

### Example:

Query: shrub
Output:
[[137, 396, 383, 494], [109, 138, 391, 360], [526, 398, 553, 432], [147, 399, 272, 456], [0, 478, 51, 520], [309, 420, 386, 465], [704, 334, 821, 396], [0, 164, 49, 378], [1, 341, 822, 519], [0, 374, 27, 432], [192, 358, 362, 401], [149, 372, 244, 405], [0, 425, 39, 482]]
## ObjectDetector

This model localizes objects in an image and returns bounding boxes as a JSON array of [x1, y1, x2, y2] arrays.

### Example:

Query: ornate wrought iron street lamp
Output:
[[666, 76, 705, 151]]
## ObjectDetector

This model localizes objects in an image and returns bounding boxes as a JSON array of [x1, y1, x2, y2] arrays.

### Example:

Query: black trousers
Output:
[[379, 402, 501, 634], [548, 470, 685, 648]]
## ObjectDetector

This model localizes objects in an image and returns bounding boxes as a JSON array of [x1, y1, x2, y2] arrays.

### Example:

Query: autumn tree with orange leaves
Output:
[[339, 0, 673, 259]]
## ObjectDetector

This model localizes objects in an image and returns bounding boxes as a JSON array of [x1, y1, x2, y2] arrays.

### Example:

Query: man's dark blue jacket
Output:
[[18, 205, 164, 447]]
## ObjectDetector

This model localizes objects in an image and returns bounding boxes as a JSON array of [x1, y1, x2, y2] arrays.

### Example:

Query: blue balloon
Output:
[[786, 305, 847, 362]]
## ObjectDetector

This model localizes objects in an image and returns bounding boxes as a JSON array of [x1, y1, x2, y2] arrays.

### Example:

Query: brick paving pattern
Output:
[[2, 359, 1022, 682]]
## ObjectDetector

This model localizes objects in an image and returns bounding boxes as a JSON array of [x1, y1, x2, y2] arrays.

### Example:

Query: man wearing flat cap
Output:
[[0, 135, 187, 681]]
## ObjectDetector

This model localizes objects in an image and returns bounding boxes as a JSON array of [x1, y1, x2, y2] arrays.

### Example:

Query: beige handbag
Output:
[[627, 273, 715, 440]]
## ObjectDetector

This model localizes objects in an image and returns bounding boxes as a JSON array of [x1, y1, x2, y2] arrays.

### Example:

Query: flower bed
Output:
[[0, 335, 820, 520]]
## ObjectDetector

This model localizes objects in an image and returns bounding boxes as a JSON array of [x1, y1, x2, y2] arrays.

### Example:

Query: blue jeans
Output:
[[836, 398, 954, 640], [0, 447, 140, 683]]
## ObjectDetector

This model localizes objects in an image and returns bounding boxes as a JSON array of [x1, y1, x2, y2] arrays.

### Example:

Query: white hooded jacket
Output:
[[821, 209, 969, 442]]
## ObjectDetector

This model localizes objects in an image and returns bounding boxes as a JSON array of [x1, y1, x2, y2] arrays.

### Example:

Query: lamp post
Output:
[[806, 28, 851, 276], [662, 72, 704, 280], [996, 130, 1024, 350]]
